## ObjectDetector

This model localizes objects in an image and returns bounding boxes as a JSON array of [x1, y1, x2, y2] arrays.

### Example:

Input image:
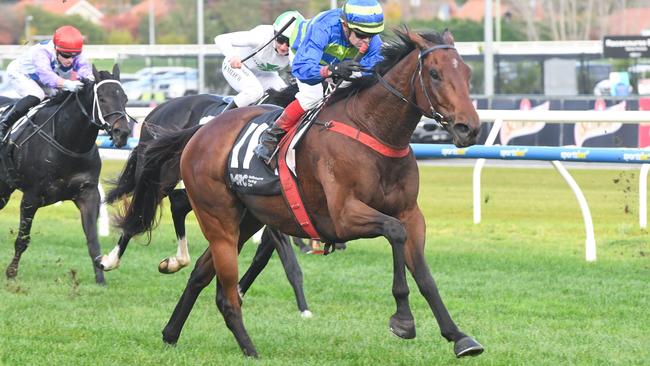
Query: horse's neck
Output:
[[53, 91, 99, 153], [353, 52, 423, 148]]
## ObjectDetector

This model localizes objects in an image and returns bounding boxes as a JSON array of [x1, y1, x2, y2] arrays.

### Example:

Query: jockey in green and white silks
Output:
[[254, 0, 385, 164], [214, 11, 304, 109]]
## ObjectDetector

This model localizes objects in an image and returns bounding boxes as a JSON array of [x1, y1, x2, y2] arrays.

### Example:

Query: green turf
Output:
[[1, 161, 648, 365]]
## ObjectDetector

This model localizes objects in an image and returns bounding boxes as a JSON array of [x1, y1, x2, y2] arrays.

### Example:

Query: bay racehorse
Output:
[[99, 87, 312, 315], [115, 29, 483, 358], [0, 65, 131, 285]]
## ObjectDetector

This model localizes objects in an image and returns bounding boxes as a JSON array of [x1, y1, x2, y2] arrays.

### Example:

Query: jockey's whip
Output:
[[241, 17, 297, 63]]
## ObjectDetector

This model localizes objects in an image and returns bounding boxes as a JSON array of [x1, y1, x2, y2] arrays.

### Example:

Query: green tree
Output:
[[24, 7, 106, 44], [106, 29, 135, 44]]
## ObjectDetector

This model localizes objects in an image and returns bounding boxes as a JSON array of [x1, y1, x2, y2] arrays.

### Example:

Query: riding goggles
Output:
[[276, 35, 290, 46], [58, 51, 80, 59]]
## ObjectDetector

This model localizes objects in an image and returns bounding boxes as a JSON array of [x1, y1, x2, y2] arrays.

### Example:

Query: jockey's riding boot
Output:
[[255, 122, 287, 163], [0, 95, 40, 142], [221, 100, 238, 114], [254, 99, 305, 164]]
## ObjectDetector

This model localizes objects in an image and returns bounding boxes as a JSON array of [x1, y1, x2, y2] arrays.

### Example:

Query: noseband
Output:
[[375, 44, 455, 127], [75, 79, 130, 134]]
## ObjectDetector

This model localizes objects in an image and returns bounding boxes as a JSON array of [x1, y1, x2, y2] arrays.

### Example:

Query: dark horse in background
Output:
[[98, 87, 313, 316], [115, 29, 484, 358], [0, 65, 131, 285]]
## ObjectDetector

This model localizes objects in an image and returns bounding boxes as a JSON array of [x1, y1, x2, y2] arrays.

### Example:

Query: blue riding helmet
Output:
[[341, 0, 385, 35]]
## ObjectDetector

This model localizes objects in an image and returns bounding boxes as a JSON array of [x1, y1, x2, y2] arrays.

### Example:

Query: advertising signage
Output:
[[603, 36, 650, 58]]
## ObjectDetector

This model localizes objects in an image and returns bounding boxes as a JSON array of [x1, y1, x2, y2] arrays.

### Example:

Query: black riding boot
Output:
[[254, 122, 287, 163], [220, 100, 238, 114], [0, 95, 40, 141]]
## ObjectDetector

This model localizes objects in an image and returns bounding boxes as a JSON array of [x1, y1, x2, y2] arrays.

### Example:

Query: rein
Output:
[[375, 44, 455, 126], [19, 79, 127, 158]]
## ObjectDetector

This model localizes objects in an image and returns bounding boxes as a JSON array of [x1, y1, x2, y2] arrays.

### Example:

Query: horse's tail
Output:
[[113, 125, 202, 237], [105, 145, 142, 204]]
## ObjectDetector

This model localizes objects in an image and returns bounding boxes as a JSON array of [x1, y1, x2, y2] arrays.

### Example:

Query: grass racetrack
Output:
[[1, 160, 648, 365]]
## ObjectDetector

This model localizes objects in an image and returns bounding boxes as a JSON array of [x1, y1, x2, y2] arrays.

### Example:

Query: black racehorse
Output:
[[0, 65, 131, 285], [98, 86, 313, 316]]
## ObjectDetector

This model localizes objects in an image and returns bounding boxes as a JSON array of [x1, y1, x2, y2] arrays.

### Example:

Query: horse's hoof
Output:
[[5, 267, 17, 279], [300, 310, 313, 318], [162, 333, 178, 346], [93, 256, 104, 270], [454, 336, 484, 358], [389, 315, 416, 339]]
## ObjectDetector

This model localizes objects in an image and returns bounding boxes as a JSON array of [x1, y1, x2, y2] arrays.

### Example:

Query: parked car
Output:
[[122, 67, 198, 101], [410, 117, 453, 144]]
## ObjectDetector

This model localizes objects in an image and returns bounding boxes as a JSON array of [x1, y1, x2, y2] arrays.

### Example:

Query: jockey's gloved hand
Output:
[[63, 80, 83, 92], [328, 60, 362, 80]]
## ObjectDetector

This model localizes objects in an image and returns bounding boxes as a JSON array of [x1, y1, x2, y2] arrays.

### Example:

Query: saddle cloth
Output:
[[0, 101, 46, 144], [226, 108, 311, 196], [198, 96, 233, 125]]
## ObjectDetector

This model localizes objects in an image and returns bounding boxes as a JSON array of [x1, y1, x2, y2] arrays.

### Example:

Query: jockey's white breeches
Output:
[[295, 79, 325, 111], [221, 56, 287, 107], [6, 61, 46, 100]]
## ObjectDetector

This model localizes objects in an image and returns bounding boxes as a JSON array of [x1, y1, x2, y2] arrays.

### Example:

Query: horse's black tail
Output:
[[105, 145, 142, 204], [113, 125, 202, 237]]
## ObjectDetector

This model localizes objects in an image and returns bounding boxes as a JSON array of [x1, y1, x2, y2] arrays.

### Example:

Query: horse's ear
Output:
[[407, 30, 430, 50], [112, 64, 121, 81], [92, 64, 101, 81], [442, 29, 455, 46]]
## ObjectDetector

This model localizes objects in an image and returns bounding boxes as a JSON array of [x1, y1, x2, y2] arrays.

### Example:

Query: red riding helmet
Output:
[[53, 25, 84, 53]]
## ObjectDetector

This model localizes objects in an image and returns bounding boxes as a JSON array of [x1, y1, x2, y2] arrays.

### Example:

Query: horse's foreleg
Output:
[[268, 229, 311, 317], [74, 187, 106, 285], [162, 248, 215, 345], [5, 197, 39, 280], [159, 189, 192, 274], [0, 180, 14, 210], [402, 207, 483, 358], [329, 199, 414, 340]]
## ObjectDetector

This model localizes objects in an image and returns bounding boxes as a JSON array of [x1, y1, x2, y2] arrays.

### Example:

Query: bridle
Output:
[[17, 79, 131, 158], [375, 44, 455, 127], [75, 79, 131, 135]]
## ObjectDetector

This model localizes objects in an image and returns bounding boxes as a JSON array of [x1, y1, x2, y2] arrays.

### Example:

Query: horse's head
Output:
[[90, 64, 131, 148], [405, 29, 480, 147]]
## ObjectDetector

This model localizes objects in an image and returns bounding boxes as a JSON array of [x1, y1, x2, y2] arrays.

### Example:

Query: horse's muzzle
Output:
[[111, 129, 130, 148], [451, 122, 479, 148]]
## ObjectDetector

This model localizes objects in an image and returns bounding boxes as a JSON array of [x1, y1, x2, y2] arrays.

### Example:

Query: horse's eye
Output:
[[429, 69, 440, 80]]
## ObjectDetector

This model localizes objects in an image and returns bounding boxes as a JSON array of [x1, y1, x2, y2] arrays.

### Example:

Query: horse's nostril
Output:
[[453, 123, 470, 136]]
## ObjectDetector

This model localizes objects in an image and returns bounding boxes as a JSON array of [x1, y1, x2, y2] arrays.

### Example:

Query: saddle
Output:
[[226, 106, 315, 196]]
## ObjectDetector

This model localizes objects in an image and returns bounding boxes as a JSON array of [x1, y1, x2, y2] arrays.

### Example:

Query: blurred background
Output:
[[1, 0, 649, 130]]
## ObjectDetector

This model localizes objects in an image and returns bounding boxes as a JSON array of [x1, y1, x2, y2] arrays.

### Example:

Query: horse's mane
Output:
[[327, 29, 444, 106], [266, 83, 298, 108], [44, 72, 114, 107]]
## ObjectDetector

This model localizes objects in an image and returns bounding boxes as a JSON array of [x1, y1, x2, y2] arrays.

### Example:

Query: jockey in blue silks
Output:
[[254, 0, 385, 164], [0, 25, 93, 141]]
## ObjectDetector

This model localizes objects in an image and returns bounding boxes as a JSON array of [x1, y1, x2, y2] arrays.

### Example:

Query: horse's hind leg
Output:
[[238, 227, 311, 317], [159, 188, 192, 274], [162, 213, 262, 347], [73, 186, 106, 285], [269, 229, 311, 317], [238, 227, 275, 296], [162, 247, 215, 345], [402, 207, 483, 357], [5, 197, 39, 279]]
